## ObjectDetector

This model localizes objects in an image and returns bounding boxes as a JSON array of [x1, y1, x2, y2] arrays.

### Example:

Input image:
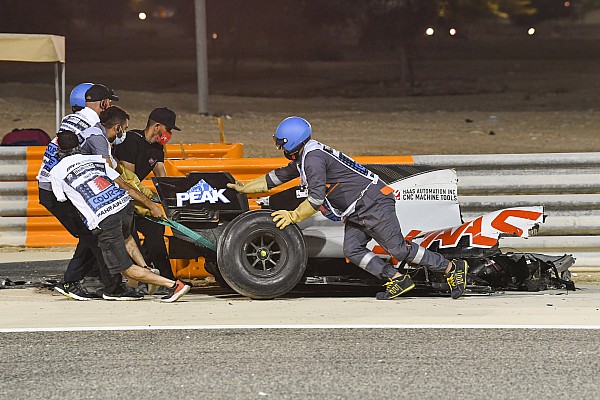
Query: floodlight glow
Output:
[[564, 1, 571, 7], [138, 12, 147, 20], [426, 28, 435, 36], [528, 27, 535, 35], [212, 33, 218, 39], [449, 28, 457, 36]]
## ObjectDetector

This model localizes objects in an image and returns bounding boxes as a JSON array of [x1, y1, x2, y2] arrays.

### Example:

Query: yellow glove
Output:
[[115, 163, 156, 199], [271, 199, 317, 230], [226, 175, 268, 194], [135, 206, 149, 217], [115, 162, 157, 216]]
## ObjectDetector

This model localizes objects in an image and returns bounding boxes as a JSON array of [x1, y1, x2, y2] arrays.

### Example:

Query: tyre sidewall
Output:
[[217, 210, 307, 299]]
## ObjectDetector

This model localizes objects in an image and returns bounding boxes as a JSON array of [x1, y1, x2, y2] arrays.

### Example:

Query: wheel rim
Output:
[[240, 229, 286, 278]]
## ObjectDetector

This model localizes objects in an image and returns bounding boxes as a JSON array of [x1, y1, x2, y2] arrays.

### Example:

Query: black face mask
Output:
[[283, 149, 298, 160], [283, 143, 306, 160]]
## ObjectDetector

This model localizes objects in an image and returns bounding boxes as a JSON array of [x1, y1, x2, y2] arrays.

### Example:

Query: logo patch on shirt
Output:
[[88, 176, 111, 194], [176, 179, 230, 206]]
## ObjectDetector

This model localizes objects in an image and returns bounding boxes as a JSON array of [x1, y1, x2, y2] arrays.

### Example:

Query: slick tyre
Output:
[[203, 260, 232, 290], [217, 210, 307, 299]]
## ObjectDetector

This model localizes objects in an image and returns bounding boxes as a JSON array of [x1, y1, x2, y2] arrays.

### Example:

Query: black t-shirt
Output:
[[113, 129, 164, 180]]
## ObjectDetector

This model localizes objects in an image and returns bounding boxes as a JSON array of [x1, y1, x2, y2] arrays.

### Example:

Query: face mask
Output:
[[283, 149, 299, 160], [157, 129, 172, 145], [113, 130, 126, 145]]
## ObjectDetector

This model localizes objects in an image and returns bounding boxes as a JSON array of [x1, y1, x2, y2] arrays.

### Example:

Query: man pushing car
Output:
[[227, 116, 468, 300], [49, 130, 191, 303]]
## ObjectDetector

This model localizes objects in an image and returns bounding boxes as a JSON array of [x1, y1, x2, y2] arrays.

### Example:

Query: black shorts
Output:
[[97, 202, 134, 274]]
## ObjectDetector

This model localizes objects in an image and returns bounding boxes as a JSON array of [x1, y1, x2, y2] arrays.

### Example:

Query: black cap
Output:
[[85, 84, 119, 102], [149, 107, 180, 131]]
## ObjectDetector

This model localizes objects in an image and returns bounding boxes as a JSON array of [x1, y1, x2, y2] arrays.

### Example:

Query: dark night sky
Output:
[[2, 0, 600, 96]]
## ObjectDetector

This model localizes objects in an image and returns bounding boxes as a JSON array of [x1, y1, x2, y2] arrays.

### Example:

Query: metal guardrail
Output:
[[0, 144, 245, 247], [412, 153, 600, 271], [0, 148, 598, 270]]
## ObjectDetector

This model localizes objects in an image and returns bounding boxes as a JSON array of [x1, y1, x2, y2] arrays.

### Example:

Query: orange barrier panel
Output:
[[23, 150, 414, 248], [25, 143, 243, 161], [24, 143, 245, 181], [163, 157, 289, 177], [25, 217, 78, 247], [164, 142, 243, 159], [171, 258, 209, 280], [164, 155, 414, 178]]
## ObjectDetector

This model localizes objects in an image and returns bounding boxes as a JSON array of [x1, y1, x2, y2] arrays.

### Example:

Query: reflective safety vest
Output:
[[298, 140, 379, 219]]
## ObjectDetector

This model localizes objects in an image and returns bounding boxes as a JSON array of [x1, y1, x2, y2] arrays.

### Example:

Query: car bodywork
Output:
[[153, 165, 575, 299]]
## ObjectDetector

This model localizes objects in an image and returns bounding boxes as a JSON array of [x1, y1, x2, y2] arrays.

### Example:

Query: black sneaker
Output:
[[160, 280, 192, 303], [445, 259, 468, 299], [53, 281, 69, 297], [376, 275, 415, 300], [57, 281, 98, 301], [102, 283, 144, 301]]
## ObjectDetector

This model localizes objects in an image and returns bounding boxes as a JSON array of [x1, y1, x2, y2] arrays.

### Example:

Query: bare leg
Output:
[[125, 235, 147, 267], [122, 264, 175, 288], [124, 235, 148, 288]]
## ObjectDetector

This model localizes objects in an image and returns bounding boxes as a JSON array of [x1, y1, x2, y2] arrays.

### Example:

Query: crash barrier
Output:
[[0, 143, 244, 247], [1, 148, 599, 272], [411, 152, 600, 271], [164, 152, 600, 272]]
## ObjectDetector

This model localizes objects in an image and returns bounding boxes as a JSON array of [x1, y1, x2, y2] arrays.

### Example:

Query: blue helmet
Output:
[[274, 116, 312, 159], [69, 83, 94, 111]]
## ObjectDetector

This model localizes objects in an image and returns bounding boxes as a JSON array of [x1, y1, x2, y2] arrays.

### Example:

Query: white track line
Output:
[[2, 324, 600, 333]]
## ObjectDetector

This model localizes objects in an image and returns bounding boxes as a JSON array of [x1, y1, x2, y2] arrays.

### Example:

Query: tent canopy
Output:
[[0, 33, 65, 62], [0, 33, 66, 131]]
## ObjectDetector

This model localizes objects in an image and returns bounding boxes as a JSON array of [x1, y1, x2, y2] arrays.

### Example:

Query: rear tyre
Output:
[[203, 260, 231, 290], [217, 210, 307, 299]]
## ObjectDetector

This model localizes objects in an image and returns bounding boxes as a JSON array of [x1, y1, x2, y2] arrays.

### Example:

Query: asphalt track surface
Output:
[[1, 328, 599, 399], [2, 259, 600, 399]]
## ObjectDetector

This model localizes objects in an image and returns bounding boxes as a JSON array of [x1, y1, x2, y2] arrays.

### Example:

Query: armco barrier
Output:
[[0, 143, 244, 248], [1, 147, 598, 272], [411, 152, 600, 271]]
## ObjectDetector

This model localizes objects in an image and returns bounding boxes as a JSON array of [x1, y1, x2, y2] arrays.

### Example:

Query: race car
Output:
[[153, 164, 575, 299]]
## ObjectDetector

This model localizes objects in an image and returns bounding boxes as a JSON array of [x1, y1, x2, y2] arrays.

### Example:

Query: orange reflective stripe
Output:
[[380, 185, 393, 195]]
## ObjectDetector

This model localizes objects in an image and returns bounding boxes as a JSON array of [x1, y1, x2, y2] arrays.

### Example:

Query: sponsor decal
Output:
[[96, 195, 130, 217], [395, 187, 457, 202], [88, 176, 111, 194], [404, 208, 543, 249], [42, 142, 59, 172], [69, 166, 126, 212], [176, 179, 230, 206]]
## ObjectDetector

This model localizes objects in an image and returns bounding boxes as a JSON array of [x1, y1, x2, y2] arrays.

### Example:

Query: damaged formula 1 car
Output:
[[152, 165, 575, 299]]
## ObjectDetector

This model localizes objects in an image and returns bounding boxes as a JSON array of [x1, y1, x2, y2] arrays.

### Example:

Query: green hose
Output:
[[144, 216, 217, 252]]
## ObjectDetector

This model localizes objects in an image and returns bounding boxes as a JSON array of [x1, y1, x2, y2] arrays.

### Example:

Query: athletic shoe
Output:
[[445, 259, 468, 299], [160, 280, 192, 303], [55, 281, 98, 301], [102, 283, 144, 301], [54, 282, 69, 297], [375, 275, 415, 300], [135, 283, 150, 295], [147, 268, 161, 295]]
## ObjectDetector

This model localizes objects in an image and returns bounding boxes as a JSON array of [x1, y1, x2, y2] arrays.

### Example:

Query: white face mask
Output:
[[113, 130, 126, 145]]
